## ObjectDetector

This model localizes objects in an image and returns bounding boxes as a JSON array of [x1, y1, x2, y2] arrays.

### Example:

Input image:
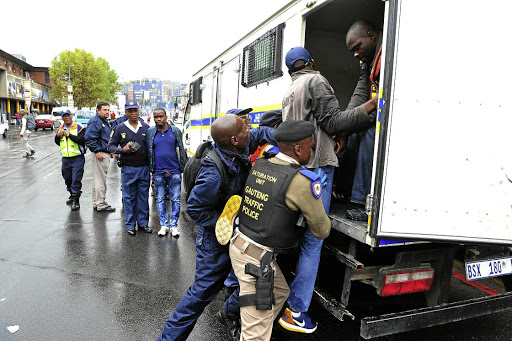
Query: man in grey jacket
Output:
[[279, 46, 377, 333]]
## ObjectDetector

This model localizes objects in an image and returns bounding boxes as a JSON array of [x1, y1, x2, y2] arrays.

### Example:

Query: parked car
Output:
[[0, 121, 8, 137], [75, 110, 95, 128], [35, 114, 60, 131]]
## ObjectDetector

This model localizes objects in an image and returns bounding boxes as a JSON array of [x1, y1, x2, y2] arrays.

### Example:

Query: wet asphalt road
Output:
[[1, 128, 512, 341]]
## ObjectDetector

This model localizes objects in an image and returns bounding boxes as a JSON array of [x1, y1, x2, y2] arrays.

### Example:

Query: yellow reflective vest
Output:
[[59, 122, 84, 157]]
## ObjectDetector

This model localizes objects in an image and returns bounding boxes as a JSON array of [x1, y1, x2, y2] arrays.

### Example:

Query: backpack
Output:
[[27, 116, 36, 131], [183, 141, 229, 201]]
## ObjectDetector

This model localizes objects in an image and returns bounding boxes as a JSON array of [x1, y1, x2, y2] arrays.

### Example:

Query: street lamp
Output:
[[67, 65, 74, 108]]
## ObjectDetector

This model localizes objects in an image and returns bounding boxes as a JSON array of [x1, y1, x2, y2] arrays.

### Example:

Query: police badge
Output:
[[312, 180, 322, 199]]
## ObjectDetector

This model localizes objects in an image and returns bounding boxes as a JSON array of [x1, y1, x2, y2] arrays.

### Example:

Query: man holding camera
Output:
[[108, 101, 152, 235]]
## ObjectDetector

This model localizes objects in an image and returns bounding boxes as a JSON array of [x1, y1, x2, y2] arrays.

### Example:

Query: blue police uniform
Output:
[[156, 144, 251, 341], [107, 102, 151, 233], [85, 113, 112, 153]]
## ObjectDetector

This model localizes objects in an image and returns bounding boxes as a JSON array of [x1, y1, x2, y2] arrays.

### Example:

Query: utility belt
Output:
[[232, 234, 275, 311]]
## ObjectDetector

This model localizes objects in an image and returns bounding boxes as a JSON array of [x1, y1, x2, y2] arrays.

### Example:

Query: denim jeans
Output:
[[287, 165, 334, 312], [154, 173, 182, 228], [350, 125, 375, 205]]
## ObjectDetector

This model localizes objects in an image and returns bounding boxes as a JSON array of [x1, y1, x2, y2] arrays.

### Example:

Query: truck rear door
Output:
[[372, 0, 512, 244]]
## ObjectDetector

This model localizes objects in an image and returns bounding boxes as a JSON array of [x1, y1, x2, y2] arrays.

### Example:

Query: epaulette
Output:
[[298, 169, 322, 199]]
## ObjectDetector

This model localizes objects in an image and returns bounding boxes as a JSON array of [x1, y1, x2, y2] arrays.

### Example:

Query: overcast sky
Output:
[[2, 0, 291, 83]]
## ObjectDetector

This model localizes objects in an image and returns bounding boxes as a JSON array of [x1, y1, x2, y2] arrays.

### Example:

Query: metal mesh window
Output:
[[242, 23, 285, 88], [189, 77, 202, 105]]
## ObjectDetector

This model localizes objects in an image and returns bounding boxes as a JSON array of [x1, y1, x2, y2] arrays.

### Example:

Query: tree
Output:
[[49, 49, 119, 109]]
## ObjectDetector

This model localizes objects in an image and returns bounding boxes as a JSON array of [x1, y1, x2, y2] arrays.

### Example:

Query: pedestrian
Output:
[[18, 109, 35, 158], [344, 19, 382, 221], [15, 112, 20, 127], [146, 108, 187, 237], [107, 100, 152, 235], [229, 120, 331, 340], [278, 46, 378, 333], [156, 114, 251, 341], [54, 109, 86, 211], [85, 101, 116, 212]]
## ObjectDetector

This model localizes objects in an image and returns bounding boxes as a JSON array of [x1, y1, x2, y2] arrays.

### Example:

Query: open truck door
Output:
[[372, 0, 512, 245]]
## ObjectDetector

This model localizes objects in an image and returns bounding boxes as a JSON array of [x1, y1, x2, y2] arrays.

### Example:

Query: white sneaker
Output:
[[157, 227, 168, 236], [170, 227, 180, 238]]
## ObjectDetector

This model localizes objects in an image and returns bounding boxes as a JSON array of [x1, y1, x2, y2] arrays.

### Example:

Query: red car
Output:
[[35, 114, 59, 131]]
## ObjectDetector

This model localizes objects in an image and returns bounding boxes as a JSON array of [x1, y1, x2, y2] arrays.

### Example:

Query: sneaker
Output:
[[278, 308, 317, 334], [23, 153, 30, 158], [170, 227, 180, 238], [345, 207, 368, 221], [215, 195, 242, 245], [157, 227, 168, 236]]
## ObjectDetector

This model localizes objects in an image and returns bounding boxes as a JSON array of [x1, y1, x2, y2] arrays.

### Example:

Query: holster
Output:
[[238, 251, 275, 310]]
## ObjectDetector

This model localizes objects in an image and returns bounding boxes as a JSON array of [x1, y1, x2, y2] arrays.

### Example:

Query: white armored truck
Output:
[[183, 0, 512, 338]]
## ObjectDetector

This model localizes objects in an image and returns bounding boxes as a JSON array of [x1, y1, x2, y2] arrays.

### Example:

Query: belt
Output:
[[232, 234, 269, 260]]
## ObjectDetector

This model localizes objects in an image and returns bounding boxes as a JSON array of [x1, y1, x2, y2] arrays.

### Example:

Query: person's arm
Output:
[[285, 174, 331, 239], [20, 117, 26, 136], [312, 79, 377, 136], [186, 160, 223, 229], [84, 119, 101, 152], [68, 127, 86, 146], [173, 127, 188, 172], [107, 127, 125, 154], [249, 126, 277, 154]]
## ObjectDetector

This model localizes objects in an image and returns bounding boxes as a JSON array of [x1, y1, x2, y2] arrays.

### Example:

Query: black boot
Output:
[[66, 196, 73, 205], [216, 309, 239, 341], [71, 196, 80, 211]]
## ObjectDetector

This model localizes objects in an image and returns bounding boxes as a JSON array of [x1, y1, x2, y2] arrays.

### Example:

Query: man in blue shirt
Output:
[[85, 102, 116, 212], [108, 100, 152, 235], [147, 108, 187, 237]]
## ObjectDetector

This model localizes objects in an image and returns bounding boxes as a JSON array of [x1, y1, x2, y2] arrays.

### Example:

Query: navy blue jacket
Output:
[[146, 124, 187, 173], [84, 114, 112, 153], [187, 144, 251, 231], [248, 126, 277, 154], [108, 120, 150, 167]]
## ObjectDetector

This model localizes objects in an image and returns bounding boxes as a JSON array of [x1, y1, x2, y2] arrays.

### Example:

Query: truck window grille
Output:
[[189, 76, 202, 104], [241, 23, 285, 88]]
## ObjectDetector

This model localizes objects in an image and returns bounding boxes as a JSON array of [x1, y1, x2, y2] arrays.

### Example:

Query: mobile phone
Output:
[[130, 141, 141, 151]]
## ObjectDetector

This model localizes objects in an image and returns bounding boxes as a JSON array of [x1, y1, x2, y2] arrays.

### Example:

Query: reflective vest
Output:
[[238, 157, 303, 252], [59, 122, 83, 157]]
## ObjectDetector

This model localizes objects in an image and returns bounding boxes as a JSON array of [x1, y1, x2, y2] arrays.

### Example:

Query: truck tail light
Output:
[[379, 269, 434, 297]]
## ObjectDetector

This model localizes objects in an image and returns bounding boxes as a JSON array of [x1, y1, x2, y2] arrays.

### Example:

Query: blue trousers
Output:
[[121, 165, 150, 230], [61, 155, 85, 197], [287, 166, 334, 312], [157, 226, 240, 341], [350, 126, 375, 205], [154, 173, 182, 228]]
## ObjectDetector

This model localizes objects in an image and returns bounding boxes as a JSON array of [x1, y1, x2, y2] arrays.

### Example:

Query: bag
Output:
[[183, 141, 229, 201], [27, 116, 36, 131]]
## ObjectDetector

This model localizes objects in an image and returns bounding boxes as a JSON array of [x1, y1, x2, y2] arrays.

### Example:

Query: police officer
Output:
[[228, 120, 331, 340], [55, 109, 87, 211], [107, 100, 152, 235]]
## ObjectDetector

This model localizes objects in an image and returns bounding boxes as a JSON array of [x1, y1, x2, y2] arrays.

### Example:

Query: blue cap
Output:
[[226, 108, 252, 116], [60, 109, 72, 116], [125, 101, 140, 109], [285, 47, 312, 72]]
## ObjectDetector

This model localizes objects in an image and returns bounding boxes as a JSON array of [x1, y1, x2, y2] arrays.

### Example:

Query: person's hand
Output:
[[56, 129, 64, 138], [110, 153, 116, 158], [122, 144, 135, 153], [96, 152, 104, 161], [63, 130, 70, 137], [364, 95, 379, 114]]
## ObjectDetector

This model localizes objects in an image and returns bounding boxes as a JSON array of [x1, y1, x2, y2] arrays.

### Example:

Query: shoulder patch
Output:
[[121, 132, 126, 139], [298, 169, 322, 199]]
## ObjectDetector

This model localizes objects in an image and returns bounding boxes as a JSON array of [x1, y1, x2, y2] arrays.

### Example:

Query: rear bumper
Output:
[[361, 291, 512, 339]]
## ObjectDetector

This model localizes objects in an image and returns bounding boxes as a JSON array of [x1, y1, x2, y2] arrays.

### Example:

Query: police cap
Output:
[[274, 120, 315, 142], [125, 101, 140, 110], [259, 110, 282, 127]]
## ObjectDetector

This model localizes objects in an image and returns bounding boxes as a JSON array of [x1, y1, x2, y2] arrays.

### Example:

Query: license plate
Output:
[[465, 257, 512, 281], [38, 120, 44, 123]]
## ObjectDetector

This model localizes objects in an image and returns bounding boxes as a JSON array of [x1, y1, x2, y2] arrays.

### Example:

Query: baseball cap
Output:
[[226, 108, 252, 116], [285, 47, 312, 72], [125, 101, 140, 110], [60, 109, 72, 116]]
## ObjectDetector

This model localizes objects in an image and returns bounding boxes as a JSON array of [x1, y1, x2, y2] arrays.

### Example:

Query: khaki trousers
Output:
[[229, 239, 289, 341], [91, 152, 112, 209], [21, 131, 33, 154]]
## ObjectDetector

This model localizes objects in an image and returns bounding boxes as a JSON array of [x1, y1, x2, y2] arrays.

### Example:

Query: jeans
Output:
[[287, 165, 334, 312], [156, 226, 240, 341], [350, 126, 375, 205], [154, 173, 182, 228], [121, 165, 150, 230]]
